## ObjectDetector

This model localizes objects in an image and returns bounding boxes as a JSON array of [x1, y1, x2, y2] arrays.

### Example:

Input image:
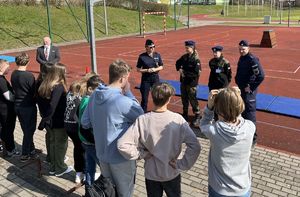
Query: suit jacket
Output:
[[36, 45, 60, 66]]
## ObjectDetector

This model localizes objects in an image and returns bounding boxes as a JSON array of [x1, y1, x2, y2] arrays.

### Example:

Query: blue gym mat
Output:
[[136, 79, 300, 118], [0, 55, 15, 63], [267, 96, 300, 118]]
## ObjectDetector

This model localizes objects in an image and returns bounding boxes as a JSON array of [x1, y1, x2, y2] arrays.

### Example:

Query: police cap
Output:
[[145, 39, 155, 47], [239, 40, 249, 47], [185, 40, 196, 47], [212, 45, 223, 52]]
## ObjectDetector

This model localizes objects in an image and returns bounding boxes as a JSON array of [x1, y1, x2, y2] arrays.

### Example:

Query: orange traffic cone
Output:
[[85, 66, 91, 74]]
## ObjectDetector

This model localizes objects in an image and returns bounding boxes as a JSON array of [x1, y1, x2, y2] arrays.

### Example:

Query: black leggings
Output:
[[65, 123, 85, 172], [0, 105, 16, 152]]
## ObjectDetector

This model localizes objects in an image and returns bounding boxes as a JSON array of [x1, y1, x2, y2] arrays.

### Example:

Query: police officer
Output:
[[235, 40, 265, 145], [176, 40, 201, 127], [208, 45, 232, 91], [137, 39, 163, 112]]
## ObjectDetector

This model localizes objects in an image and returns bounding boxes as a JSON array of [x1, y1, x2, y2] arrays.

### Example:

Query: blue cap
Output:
[[185, 40, 195, 47], [145, 39, 155, 47], [212, 45, 223, 52], [239, 40, 249, 47]]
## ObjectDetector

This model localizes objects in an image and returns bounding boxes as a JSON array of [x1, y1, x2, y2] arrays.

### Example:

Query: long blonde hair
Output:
[[38, 63, 67, 99]]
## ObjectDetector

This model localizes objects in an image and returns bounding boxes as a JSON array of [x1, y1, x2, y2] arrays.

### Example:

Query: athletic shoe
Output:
[[75, 172, 84, 183], [20, 155, 32, 163], [55, 166, 73, 177], [49, 171, 55, 175], [30, 149, 43, 155], [7, 149, 21, 157]]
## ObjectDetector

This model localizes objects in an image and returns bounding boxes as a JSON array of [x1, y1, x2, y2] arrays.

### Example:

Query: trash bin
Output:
[[264, 15, 271, 24]]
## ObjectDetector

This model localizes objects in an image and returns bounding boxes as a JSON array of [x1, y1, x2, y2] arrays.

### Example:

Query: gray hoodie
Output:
[[200, 107, 255, 196]]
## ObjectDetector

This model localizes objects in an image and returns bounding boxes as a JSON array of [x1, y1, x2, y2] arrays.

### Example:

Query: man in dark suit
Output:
[[36, 37, 60, 73]]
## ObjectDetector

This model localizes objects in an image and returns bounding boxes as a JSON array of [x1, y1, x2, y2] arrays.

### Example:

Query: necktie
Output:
[[45, 47, 49, 60]]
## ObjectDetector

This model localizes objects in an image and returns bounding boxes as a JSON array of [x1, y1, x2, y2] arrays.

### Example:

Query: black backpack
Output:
[[86, 175, 117, 197]]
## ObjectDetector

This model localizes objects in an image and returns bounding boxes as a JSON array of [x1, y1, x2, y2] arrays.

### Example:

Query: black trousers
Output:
[[241, 90, 258, 143], [0, 104, 16, 152], [15, 105, 37, 155], [140, 75, 159, 113], [145, 174, 181, 197], [65, 123, 85, 172]]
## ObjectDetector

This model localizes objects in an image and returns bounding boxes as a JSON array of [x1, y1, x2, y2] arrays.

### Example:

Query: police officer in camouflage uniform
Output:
[[176, 40, 201, 127], [208, 45, 232, 91], [235, 40, 265, 145], [137, 39, 163, 112]]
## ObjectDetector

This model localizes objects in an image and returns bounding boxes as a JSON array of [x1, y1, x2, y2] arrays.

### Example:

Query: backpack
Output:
[[86, 175, 117, 197]]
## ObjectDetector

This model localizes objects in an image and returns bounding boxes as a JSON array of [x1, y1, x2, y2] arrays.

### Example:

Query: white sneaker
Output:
[[55, 166, 73, 177], [75, 172, 84, 183]]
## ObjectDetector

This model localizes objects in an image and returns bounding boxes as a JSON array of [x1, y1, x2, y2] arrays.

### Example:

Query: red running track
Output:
[[5, 25, 300, 155]]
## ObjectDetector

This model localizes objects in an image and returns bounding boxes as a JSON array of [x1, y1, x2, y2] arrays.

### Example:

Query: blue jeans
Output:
[[100, 160, 136, 197], [208, 185, 251, 197], [82, 143, 99, 186], [145, 174, 181, 197]]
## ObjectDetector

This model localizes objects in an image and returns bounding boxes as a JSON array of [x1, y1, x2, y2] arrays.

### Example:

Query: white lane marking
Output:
[[257, 120, 300, 132], [293, 66, 300, 74]]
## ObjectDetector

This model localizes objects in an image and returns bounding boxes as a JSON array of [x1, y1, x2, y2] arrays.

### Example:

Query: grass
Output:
[[0, 5, 180, 51], [1, 4, 299, 51], [168, 4, 224, 16], [170, 4, 300, 21]]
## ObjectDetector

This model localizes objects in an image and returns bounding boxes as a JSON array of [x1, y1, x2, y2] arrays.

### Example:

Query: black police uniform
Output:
[[137, 52, 163, 112], [176, 52, 201, 119], [208, 56, 232, 91], [235, 51, 265, 143]]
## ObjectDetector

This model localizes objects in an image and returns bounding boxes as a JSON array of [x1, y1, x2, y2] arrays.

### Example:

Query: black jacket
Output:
[[235, 53, 265, 92], [208, 56, 232, 90], [176, 53, 201, 87]]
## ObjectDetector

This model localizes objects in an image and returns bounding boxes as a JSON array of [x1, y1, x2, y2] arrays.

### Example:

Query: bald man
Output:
[[36, 37, 60, 73]]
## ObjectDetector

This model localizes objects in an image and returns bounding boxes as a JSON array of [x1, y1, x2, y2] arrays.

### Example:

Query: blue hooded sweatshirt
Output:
[[81, 84, 144, 164]]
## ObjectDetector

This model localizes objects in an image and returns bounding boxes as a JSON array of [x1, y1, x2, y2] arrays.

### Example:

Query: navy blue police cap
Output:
[[185, 40, 196, 47], [212, 45, 223, 52], [145, 39, 155, 47], [239, 40, 249, 47]]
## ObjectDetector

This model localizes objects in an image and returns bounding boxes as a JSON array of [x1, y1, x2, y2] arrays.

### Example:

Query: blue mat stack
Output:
[[136, 79, 300, 118], [0, 55, 15, 63]]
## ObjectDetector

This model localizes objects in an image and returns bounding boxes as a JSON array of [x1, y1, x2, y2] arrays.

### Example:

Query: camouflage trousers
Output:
[[180, 84, 200, 115]]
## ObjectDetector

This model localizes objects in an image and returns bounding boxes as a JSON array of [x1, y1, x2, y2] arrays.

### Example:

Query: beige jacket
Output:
[[117, 110, 201, 181]]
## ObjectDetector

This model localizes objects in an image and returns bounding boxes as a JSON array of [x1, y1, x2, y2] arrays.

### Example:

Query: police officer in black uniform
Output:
[[235, 40, 265, 145], [137, 39, 163, 112], [208, 45, 232, 91], [176, 40, 201, 127]]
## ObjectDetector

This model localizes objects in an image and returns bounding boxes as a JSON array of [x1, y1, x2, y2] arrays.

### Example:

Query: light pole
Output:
[[287, 0, 292, 27], [187, 0, 190, 28], [174, 0, 177, 30], [138, 0, 142, 35], [45, 0, 52, 40]]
